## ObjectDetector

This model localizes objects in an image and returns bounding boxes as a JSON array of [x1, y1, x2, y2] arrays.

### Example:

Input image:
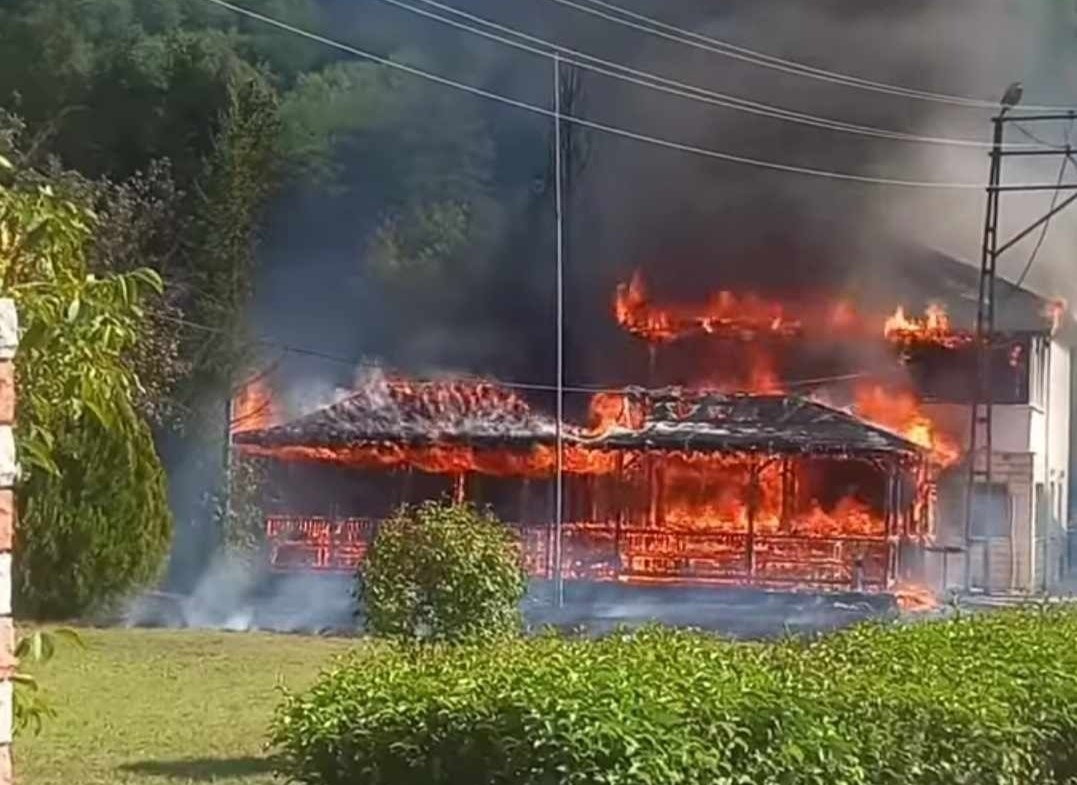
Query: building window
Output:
[[905, 337, 1032, 404], [970, 483, 1010, 539]]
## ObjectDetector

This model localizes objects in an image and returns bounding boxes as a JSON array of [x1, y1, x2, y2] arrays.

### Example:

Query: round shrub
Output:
[[357, 501, 525, 643]]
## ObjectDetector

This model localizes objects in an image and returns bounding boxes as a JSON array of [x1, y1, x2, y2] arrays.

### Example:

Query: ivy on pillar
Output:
[[0, 299, 18, 783]]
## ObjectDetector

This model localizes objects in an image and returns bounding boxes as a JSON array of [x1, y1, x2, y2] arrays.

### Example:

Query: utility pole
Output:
[[553, 53, 566, 608], [966, 116, 1004, 589], [966, 107, 1077, 591], [224, 395, 234, 526]]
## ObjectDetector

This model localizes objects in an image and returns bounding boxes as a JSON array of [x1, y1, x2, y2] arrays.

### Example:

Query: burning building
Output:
[[234, 380, 927, 591], [878, 252, 1075, 595], [232, 248, 1075, 599]]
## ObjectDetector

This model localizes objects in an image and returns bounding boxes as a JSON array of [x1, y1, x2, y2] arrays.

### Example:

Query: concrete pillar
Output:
[[0, 300, 17, 783]]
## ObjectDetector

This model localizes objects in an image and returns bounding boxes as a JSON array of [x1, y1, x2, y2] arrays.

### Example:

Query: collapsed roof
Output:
[[234, 381, 922, 463], [233, 379, 559, 450], [586, 388, 920, 458]]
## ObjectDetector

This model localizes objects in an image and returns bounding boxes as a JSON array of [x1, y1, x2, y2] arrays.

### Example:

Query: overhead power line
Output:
[[378, 0, 1043, 150], [203, 0, 1036, 190], [1011, 121, 1076, 290], [543, 0, 1068, 112], [156, 313, 870, 395]]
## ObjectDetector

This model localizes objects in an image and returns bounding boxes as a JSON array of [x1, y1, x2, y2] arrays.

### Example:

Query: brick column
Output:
[[0, 300, 18, 783]]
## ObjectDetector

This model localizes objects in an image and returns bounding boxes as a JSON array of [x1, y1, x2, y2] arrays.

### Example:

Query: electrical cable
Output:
[[377, 0, 1043, 150], [154, 312, 873, 394], [1011, 119, 1076, 290], [1012, 122, 1065, 150], [201, 0, 1012, 190], [542, 0, 1069, 112]]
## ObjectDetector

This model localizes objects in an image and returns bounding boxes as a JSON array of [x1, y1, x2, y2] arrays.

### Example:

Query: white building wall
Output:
[[921, 403, 1031, 453], [918, 338, 1071, 593], [1044, 341, 1070, 587]]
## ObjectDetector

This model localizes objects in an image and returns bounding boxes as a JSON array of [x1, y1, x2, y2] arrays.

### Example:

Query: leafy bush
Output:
[[357, 502, 525, 644], [16, 410, 171, 618], [273, 607, 1077, 785], [13, 628, 84, 736], [1, 167, 172, 618]]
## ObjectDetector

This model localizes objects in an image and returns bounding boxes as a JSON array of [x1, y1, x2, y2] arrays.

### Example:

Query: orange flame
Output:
[[587, 391, 645, 435], [853, 384, 961, 467], [883, 304, 972, 349], [1045, 298, 1068, 335], [615, 270, 801, 344], [231, 379, 279, 434], [894, 583, 940, 612], [658, 455, 885, 539]]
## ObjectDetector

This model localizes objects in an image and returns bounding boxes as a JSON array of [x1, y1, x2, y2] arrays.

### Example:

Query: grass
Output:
[[17, 627, 355, 785]]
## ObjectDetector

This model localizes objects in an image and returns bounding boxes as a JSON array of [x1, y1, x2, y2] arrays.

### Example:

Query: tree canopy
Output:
[[0, 0, 556, 607], [0, 152, 172, 617]]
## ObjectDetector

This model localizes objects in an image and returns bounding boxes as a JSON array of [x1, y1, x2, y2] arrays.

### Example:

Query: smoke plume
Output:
[[155, 0, 1077, 631]]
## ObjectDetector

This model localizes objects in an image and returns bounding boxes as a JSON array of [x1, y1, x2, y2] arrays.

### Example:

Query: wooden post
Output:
[[647, 457, 658, 527], [589, 475, 598, 522], [779, 458, 794, 533], [469, 473, 482, 507], [891, 464, 904, 584], [746, 463, 759, 580], [879, 463, 897, 587], [401, 467, 414, 507], [0, 301, 18, 783], [614, 453, 625, 574], [654, 464, 665, 526], [453, 473, 466, 504], [519, 478, 531, 525]]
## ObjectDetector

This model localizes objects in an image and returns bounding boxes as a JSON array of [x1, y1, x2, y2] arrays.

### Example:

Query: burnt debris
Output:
[[587, 388, 922, 458]]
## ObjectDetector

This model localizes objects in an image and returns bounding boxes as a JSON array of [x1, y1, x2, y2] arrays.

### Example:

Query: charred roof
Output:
[[586, 388, 922, 458], [233, 379, 559, 450], [235, 380, 922, 461]]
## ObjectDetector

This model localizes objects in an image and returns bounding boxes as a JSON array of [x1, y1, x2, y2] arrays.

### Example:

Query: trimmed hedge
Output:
[[272, 607, 1077, 785]]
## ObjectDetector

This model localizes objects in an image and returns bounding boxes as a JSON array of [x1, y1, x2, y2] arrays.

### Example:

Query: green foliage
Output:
[[210, 454, 277, 555], [13, 628, 84, 736], [0, 0, 320, 179], [0, 113, 189, 426], [17, 410, 171, 618], [179, 73, 281, 408], [279, 62, 503, 291], [358, 502, 526, 644], [1, 3, 290, 423], [369, 200, 473, 282], [0, 163, 173, 618], [274, 607, 1077, 785]]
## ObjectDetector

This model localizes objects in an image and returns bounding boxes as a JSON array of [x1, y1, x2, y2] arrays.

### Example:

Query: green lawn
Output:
[[17, 627, 355, 785]]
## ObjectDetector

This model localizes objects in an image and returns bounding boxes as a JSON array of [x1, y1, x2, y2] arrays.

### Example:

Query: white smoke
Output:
[[124, 551, 357, 633]]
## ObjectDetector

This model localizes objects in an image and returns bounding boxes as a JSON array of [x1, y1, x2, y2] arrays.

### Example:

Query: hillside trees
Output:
[[0, 0, 554, 602]]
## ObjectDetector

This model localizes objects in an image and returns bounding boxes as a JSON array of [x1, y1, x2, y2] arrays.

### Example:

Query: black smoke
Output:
[[250, 0, 1077, 409]]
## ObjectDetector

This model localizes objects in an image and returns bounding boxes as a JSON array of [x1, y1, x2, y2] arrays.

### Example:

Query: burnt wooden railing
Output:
[[263, 516, 896, 589]]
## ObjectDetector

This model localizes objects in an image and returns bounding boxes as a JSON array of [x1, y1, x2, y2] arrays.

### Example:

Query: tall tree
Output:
[[0, 153, 172, 618]]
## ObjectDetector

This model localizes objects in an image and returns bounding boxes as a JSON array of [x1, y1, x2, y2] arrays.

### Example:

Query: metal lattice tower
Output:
[[964, 116, 1004, 582], [964, 108, 1077, 591]]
